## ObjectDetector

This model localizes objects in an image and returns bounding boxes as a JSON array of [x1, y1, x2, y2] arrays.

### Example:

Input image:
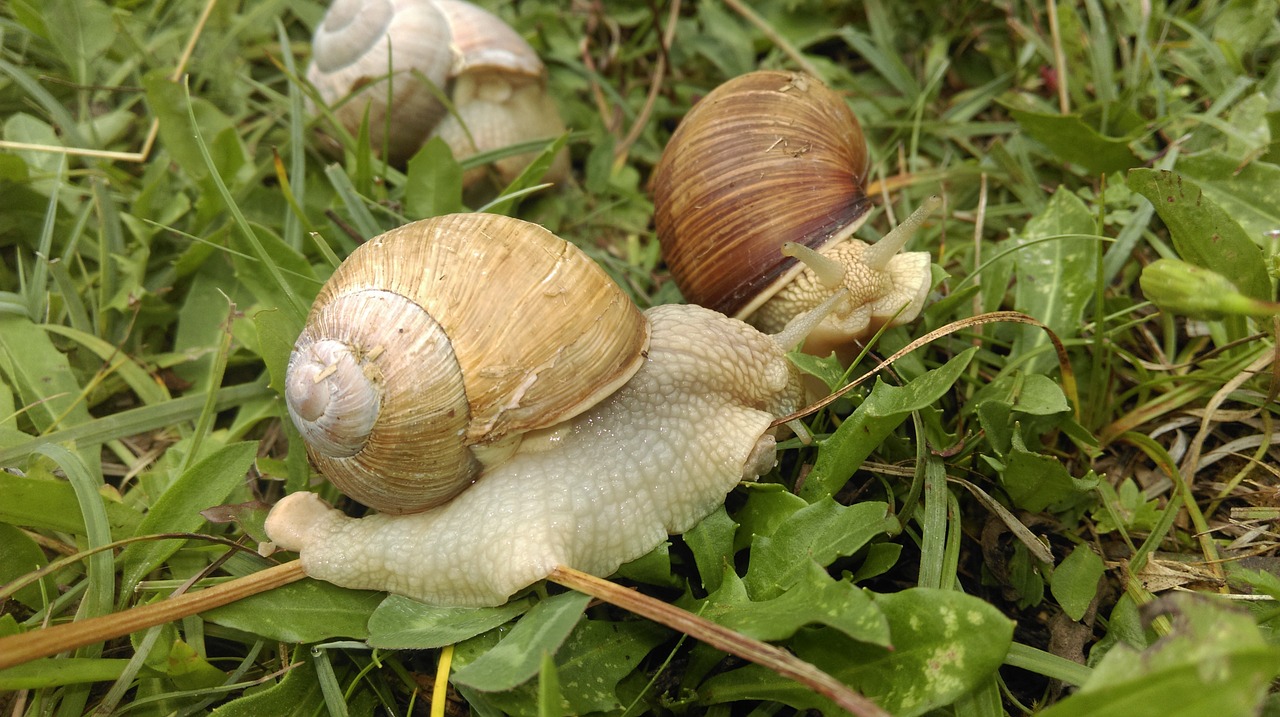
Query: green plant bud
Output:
[[1139, 259, 1280, 320]]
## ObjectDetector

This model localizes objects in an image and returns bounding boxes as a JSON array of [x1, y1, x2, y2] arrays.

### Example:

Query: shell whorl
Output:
[[286, 213, 651, 515], [653, 70, 872, 320], [286, 289, 477, 514]]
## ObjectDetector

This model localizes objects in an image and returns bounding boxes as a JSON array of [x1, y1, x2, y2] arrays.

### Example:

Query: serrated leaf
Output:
[[802, 347, 977, 500], [787, 351, 848, 393], [733, 488, 807, 552], [700, 588, 1014, 716], [1010, 188, 1099, 371], [451, 591, 590, 692], [1127, 168, 1270, 301], [367, 594, 533, 649], [203, 578, 382, 642], [118, 441, 258, 593], [689, 563, 890, 645], [744, 499, 898, 600], [1038, 594, 1280, 717], [1051, 545, 1105, 621]]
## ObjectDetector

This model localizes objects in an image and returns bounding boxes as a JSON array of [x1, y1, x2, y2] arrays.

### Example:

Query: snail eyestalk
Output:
[[771, 289, 849, 352], [782, 241, 845, 290], [860, 195, 942, 272]]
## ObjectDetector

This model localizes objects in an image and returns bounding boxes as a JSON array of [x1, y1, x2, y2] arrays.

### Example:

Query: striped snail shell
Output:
[[653, 70, 935, 354], [283, 213, 649, 514]]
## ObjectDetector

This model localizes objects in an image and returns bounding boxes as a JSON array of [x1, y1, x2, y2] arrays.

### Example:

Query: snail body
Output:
[[307, 0, 569, 185], [267, 213, 821, 606], [652, 71, 937, 355]]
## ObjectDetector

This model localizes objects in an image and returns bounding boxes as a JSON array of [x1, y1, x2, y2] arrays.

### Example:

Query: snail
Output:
[[307, 0, 570, 187], [265, 212, 842, 607], [652, 70, 939, 357]]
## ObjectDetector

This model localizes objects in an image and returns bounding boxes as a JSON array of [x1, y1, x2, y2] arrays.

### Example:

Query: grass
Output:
[[1, 0, 1279, 715]]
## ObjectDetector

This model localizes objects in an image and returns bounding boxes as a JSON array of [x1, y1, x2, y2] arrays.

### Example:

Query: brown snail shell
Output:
[[652, 70, 872, 322], [284, 213, 650, 514]]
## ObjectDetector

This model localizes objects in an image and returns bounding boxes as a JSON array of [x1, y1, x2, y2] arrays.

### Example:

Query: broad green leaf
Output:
[[40, 0, 114, 84], [0, 313, 95, 450], [0, 522, 51, 610], [404, 136, 464, 219], [1010, 188, 1099, 371], [253, 306, 302, 395], [367, 594, 533, 649], [554, 619, 667, 714], [700, 588, 1014, 716], [991, 436, 1099, 513], [612, 539, 677, 588], [164, 638, 229, 691], [733, 487, 807, 552], [744, 499, 898, 600], [118, 441, 258, 593], [227, 223, 315, 338], [1051, 545, 1105, 621], [689, 563, 890, 646], [212, 651, 326, 717], [451, 591, 591, 692], [683, 505, 738, 592], [1127, 168, 1270, 301], [974, 371, 1072, 456], [786, 350, 848, 393], [1009, 108, 1141, 175], [1039, 595, 1280, 717], [0, 471, 141, 536], [0, 658, 161, 690], [1175, 153, 1280, 247], [203, 578, 382, 642], [801, 347, 976, 500], [173, 268, 241, 390], [465, 618, 667, 716], [143, 72, 237, 183]]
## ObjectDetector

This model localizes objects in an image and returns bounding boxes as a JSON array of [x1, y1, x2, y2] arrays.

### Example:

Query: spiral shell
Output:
[[307, 0, 567, 183], [652, 70, 871, 321], [285, 213, 650, 514]]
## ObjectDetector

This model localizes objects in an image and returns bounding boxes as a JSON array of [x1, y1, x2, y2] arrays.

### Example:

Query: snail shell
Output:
[[653, 71, 933, 351], [307, 0, 568, 184], [284, 213, 650, 514]]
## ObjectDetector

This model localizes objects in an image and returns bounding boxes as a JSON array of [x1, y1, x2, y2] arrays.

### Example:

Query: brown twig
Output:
[[548, 565, 890, 717], [0, 562, 306, 670]]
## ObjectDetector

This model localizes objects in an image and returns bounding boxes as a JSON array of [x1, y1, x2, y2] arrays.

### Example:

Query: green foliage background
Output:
[[1, 0, 1279, 715]]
